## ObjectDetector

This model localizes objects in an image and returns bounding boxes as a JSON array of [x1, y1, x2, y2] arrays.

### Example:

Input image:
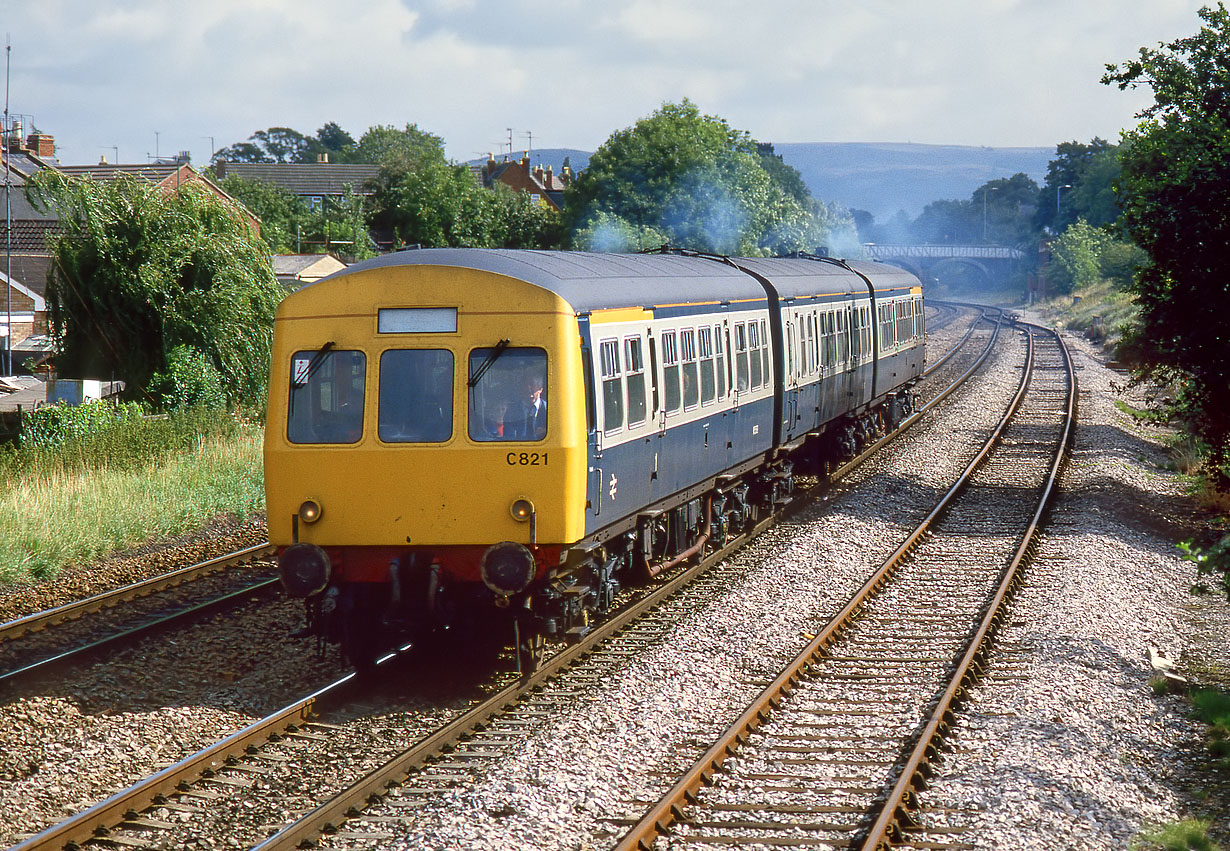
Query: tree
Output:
[[1035, 138, 1114, 233], [26, 171, 284, 407], [563, 100, 845, 255], [216, 173, 312, 253], [1046, 218, 1108, 294], [1103, 2, 1230, 489], [353, 123, 447, 169]]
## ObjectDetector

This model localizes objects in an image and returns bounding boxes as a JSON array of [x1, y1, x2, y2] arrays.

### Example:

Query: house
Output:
[[55, 160, 257, 230], [274, 254, 346, 290], [479, 151, 573, 209], [1, 130, 61, 355], [1, 130, 258, 369], [214, 157, 381, 208]]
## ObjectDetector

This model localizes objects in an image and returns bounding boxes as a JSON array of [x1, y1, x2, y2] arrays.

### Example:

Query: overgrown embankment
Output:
[[0, 402, 264, 587]]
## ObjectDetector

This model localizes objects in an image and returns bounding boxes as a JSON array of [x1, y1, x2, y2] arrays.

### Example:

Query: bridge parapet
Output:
[[864, 243, 1024, 261]]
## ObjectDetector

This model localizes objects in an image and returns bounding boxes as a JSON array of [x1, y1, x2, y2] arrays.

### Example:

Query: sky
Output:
[[1, 0, 1214, 169]]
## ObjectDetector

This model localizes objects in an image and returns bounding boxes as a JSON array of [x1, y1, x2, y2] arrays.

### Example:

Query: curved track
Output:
[[614, 321, 1075, 850]]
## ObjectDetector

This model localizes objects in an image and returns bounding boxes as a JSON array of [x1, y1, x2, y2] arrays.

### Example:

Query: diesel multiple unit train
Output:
[[265, 248, 925, 670]]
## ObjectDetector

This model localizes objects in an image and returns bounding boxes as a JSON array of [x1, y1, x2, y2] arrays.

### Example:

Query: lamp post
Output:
[[982, 185, 999, 242], [1056, 184, 1072, 229]]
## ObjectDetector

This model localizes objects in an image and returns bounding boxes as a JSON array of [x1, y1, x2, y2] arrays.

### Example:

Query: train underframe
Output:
[[283, 389, 915, 673]]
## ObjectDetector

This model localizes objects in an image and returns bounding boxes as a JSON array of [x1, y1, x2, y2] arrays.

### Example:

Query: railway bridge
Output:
[[863, 243, 1026, 289]]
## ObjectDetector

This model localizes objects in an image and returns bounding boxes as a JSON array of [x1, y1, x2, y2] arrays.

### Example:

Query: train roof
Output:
[[323, 249, 919, 313]]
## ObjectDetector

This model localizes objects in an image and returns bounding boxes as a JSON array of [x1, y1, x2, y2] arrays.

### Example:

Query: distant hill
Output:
[[467, 143, 1055, 223], [771, 142, 1055, 221]]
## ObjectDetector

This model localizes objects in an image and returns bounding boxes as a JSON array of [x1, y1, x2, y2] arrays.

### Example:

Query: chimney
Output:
[[521, 150, 530, 169], [533, 163, 545, 184], [317, 153, 329, 163], [100, 154, 108, 165], [545, 164, 554, 187], [29, 133, 57, 158], [561, 164, 572, 186]]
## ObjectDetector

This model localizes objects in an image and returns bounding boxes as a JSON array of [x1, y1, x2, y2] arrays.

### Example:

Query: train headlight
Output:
[[278, 543, 331, 597], [298, 499, 322, 524], [480, 541, 537, 596], [510, 498, 534, 522]]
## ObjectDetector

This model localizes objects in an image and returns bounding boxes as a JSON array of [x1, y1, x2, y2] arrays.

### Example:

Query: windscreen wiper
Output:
[[289, 341, 336, 416], [468, 338, 511, 387]]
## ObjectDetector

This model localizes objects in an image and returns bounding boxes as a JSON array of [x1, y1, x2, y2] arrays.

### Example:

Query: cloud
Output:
[[3, 0, 1212, 169]]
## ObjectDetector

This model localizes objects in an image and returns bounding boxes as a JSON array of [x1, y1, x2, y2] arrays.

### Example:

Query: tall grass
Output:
[[0, 405, 265, 586]]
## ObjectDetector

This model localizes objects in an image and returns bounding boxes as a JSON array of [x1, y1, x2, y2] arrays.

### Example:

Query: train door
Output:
[[783, 315, 800, 442]]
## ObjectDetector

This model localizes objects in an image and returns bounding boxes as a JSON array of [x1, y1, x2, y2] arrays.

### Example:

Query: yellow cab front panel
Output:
[[264, 262, 588, 583]]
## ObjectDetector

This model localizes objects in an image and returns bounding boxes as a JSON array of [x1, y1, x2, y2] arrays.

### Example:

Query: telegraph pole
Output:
[[4, 36, 13, 376]]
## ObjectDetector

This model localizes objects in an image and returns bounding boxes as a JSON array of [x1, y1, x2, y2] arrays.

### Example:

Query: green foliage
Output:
[[1133, 820, 1221, 851], [0, 406, 263, 583], [911, 173, 1040, 248], [1037, 138, 1117, 232], [26, 171, 285, 408], [369, 158, 563, 249], [1104, 2, 1230, 487], [563, 100, 846, 255], [217, 173, 310, 253], [353, 123, 447, 169], [1099, 240, 1148, 287], [147, 345, 226, 411], [573, 211, 670, 252], [1179, 535, 1230, 600], [16, 399, 144, 451], [1048, 219, 1109, 294], [214, 123, 357, 165]]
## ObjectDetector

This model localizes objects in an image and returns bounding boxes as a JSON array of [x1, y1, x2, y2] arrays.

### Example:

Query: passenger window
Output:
[[760, 319, 770, 384], [625, 336, 647, 426], [681, 328, 699, 409], [748, 321, 762, 389], [467, 347, 548, 442], [288, 349, 366, 444], [698, 327, 716, 405], [734, 323, 750, 392], [599, 338, 623, 434], [716, 328, 727, 400], [661, 330, 681, 413], [378, 350, 453, 443]]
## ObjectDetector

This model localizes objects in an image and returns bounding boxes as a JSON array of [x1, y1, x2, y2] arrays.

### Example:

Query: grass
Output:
[[1134, 820, 1222, 851], [1034, 278, 1139, 350], [0, 406, 265, 586]]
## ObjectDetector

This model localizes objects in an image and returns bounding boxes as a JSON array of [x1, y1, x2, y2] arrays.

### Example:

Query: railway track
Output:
[[614, 321, 1075, 850], [0, 543, 278, 689], [9, 306, 999, 851]]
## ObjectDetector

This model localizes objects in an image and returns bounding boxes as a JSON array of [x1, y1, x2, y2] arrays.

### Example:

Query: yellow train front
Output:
[[265, 250, 590, 669]]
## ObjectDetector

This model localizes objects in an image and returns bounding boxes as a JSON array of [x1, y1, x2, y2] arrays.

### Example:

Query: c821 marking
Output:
[[507, 452, 548, 466]]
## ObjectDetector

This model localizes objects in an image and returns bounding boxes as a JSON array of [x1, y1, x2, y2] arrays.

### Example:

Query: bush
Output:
[[17, 399, 145, 451], [147, 345, 227, 411]]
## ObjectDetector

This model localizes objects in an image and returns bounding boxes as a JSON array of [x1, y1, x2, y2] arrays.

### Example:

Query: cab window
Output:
[[378, 350, 453, 443], [288, 349, 366, 444], [468, 347, 548, 442]]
